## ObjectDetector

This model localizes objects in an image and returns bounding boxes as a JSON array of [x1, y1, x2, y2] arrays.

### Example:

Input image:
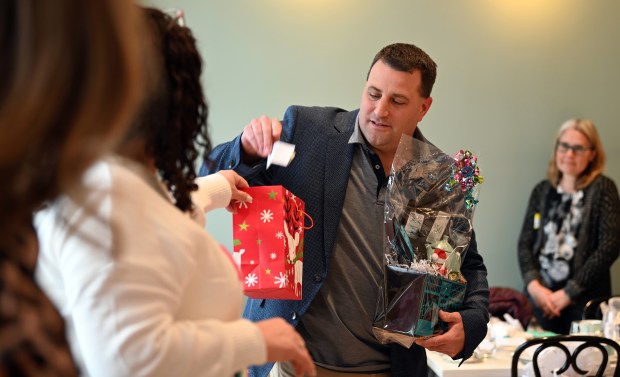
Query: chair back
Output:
[[511, 335, 620, 377], [583, 295, 620, 320]]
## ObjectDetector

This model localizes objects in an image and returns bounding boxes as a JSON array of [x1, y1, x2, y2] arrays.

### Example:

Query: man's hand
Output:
[[240, 115, 282, 163], [414, 310, 465, 358]]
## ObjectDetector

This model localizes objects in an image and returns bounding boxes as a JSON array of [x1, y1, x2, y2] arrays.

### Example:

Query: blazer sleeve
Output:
[[200, 134, 268, 182], [454, 231, 490, 361], [199, 105, 318, 185]]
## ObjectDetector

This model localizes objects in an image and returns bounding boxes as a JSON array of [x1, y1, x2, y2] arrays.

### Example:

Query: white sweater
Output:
[[35, 158, 265, 377]]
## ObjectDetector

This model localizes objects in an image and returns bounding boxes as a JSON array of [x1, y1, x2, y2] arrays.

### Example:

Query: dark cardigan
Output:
[[518, 175, 620, 306]]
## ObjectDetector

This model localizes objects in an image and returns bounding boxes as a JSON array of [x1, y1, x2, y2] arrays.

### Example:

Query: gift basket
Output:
[[372, 134, 483, 348]]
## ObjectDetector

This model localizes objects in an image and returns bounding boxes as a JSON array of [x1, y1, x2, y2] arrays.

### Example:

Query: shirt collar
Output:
[[348, 114, 366, 145]]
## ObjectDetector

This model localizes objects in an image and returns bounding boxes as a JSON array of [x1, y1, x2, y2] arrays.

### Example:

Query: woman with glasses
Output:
[[517, 118, 620, 334]]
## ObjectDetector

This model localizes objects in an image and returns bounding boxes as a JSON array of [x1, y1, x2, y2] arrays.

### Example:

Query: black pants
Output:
[[389, 343, 428, 377]]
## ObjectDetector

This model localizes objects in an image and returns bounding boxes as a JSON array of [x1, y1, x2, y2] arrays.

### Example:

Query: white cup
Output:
[[574, 319, 602, 335], [608, 297, 620, 312]]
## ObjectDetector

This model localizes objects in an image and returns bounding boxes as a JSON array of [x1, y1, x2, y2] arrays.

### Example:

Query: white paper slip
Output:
[[426, 211, 450, 244], [267, 141, 296, 168]]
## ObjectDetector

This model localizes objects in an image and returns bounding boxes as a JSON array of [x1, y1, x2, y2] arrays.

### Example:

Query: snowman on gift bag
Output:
[[284, 193, 303, 298]]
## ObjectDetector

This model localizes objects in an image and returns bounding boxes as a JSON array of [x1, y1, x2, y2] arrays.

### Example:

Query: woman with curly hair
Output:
[[119, 6, 213, 214], [34, 7, 315, 377]]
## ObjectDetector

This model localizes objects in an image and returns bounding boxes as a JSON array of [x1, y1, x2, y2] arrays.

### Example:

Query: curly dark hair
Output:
[[133, 7, 212, 212]]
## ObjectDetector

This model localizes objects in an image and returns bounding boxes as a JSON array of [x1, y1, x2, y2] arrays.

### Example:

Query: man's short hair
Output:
[[367, 43, 437, 98]]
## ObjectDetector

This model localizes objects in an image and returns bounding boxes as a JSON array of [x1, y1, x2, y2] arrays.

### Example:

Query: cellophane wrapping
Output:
[[372, 134, 482, 347]]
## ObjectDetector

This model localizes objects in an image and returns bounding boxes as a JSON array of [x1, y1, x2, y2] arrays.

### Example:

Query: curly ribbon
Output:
[[445, 150, 484, 210]]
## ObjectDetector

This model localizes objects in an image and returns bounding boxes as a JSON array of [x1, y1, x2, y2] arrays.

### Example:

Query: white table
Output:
[[427, 346, 617, 377], [427, 348, 521, 377]]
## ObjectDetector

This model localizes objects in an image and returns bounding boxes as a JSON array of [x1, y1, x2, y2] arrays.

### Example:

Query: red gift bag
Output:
[[232, 186, 306, 300]]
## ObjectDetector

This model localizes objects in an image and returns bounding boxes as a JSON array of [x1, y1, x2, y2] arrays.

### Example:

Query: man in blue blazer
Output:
[[202, 43, 489, 377]]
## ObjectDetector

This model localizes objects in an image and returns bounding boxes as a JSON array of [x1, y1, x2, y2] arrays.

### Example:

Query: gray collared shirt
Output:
[[295, 117, 390, 372]]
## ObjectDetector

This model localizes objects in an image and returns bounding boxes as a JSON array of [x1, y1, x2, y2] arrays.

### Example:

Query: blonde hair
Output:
[[547, 118, 606, 190], [0, 0, 148, 229]]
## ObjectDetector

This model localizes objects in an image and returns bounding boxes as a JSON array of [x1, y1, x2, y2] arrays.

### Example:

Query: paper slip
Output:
[[426, 211, 450, 244], [267, 141, 296, 169]]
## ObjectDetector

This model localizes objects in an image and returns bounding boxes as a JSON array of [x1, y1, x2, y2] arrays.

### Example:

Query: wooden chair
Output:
[[511, 335, 620, 377], [583, 295, 620, 320]]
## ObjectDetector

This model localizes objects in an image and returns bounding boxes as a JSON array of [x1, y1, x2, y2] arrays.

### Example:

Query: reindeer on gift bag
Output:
[[284, 194, 303, 298]]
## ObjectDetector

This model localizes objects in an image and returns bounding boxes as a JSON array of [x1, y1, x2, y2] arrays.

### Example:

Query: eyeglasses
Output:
[[164, 8, 185, 27], [556, 141, 593, 155]]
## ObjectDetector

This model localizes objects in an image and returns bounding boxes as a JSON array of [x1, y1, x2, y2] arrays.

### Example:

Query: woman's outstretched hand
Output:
[[255, 317, 316, 377]]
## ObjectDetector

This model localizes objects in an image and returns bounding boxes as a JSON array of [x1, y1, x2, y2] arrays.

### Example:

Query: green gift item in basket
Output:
[[372, 265, 466, 348]]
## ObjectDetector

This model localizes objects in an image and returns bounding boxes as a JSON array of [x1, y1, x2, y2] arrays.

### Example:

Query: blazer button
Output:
[[314, 274, 322, 283], [290, 311, 297, 320], [228, 159, 236, 168]]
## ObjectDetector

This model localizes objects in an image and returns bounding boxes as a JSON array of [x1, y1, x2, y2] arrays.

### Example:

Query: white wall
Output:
[[146, 0, 620, 293]]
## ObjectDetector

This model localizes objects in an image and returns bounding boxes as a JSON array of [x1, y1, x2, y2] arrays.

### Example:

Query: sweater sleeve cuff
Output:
[[192, 174, 232, 212], [564, 280, 583, 300], [230, 319, 267, 369], [522, 271, 541, 287]]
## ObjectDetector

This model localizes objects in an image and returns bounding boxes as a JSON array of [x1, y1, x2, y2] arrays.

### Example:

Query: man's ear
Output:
[[419, 96, 433, 121]]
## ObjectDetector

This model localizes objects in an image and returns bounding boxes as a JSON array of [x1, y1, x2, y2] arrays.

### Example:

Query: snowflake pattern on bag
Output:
[[232, 186, 305, 300]]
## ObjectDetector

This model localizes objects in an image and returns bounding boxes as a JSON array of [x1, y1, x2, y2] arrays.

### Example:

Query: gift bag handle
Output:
[[300, 210, 314, 230]]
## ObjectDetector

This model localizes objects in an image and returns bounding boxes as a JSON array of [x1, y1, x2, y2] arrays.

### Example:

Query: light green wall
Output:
[[146, 0, 620, 294]]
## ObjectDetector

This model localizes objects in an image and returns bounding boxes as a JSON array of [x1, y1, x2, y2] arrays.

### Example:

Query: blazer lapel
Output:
[[322, 111, 357, 267]]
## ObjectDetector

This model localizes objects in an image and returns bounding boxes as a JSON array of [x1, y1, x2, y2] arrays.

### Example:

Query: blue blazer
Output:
[[203, 106, 490, 377]]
